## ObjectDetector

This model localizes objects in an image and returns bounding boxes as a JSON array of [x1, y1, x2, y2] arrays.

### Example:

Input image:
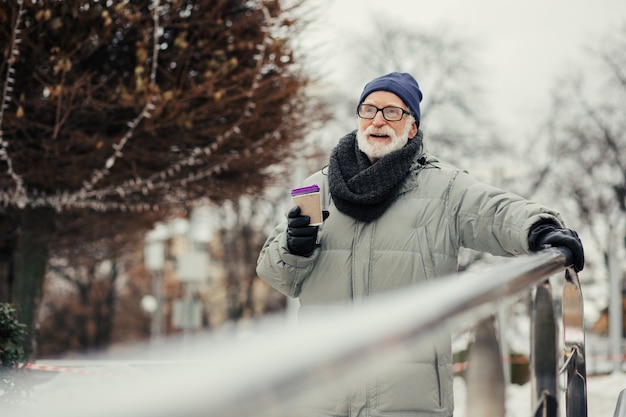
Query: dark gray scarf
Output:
[[328, 131, 423, 222]]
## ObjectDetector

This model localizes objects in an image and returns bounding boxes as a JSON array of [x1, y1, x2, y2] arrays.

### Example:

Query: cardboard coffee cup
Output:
[[291, 184, 323, 226]]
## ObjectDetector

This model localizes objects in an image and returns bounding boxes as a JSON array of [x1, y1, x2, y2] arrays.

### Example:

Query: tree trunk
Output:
[[0, 213, 18, 302], [11, 207, 56, 357], [96, 262, 118, 349]]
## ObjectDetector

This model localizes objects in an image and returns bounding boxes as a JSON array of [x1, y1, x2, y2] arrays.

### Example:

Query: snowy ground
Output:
[[5, 321, 625, 416], [12, 365, 626, 417], [454, 372, 626, 417]]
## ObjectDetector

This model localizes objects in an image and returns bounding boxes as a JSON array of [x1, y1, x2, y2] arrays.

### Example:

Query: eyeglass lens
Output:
[[358, 104, 406, 121]]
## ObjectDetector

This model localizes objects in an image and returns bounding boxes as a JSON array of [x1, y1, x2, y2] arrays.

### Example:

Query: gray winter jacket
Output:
[[256, 153, 563, 417]]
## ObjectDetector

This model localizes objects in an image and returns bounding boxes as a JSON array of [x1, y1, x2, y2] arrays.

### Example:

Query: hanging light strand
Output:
[[0, 0, 27, 205], [52, 2, 276, 208], [15, 127, 278, 212], [81, 0, 162, 191], [116, 3, 276, 192], [0, 2, 278, 213]]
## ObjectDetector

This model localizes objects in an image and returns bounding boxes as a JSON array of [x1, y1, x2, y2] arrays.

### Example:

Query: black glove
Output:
[[286, 206, 329, 257], [528, 223, 585, 272]]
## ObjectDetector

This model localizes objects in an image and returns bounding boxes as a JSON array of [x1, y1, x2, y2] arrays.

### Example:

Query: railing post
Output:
[[613, 389, 626, 417], [608, 231, 623, 375], [466, 316, 506, 417], [531, 280, 559, 417], [562, 268, 588, 417]]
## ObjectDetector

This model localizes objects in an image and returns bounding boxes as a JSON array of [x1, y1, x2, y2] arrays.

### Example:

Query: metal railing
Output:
[[4, 248, 600, 417]]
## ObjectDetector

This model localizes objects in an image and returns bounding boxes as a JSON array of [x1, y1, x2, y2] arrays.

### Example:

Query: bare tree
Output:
[[534, 24, 626, 288], [37, 260, 120, 356], [208, 196, 286, 322]]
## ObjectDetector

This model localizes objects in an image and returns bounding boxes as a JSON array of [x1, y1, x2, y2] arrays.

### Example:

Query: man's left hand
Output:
[[529, 224, 585, 272]]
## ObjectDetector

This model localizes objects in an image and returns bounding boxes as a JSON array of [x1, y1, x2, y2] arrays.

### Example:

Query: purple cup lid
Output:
[[291, 184, 320, 196]]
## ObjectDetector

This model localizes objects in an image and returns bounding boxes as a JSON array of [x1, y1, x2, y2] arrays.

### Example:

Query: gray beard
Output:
[[356, 124, 411, 161]]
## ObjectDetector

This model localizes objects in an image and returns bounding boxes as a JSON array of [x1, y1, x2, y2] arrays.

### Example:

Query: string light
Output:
[[82, 0, 162, 190], [0, 2, 282, 212], [0, 0, 26, 203]]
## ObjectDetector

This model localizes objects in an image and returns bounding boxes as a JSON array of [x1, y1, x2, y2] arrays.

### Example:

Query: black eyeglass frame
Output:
[[356, 104, 413, 122]]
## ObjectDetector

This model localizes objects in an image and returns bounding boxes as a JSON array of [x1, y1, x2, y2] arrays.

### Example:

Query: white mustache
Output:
[[364, 125, 396, 137]]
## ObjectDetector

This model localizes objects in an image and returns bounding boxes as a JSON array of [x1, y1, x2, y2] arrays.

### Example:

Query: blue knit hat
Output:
[[358, 72, 422, 125]]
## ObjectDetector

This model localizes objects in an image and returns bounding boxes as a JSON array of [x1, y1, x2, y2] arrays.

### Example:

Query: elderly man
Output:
[[256, 72, 584, 417]]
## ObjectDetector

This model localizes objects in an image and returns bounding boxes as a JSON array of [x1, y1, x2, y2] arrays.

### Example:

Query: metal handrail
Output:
[[7, 248, 587, 417]]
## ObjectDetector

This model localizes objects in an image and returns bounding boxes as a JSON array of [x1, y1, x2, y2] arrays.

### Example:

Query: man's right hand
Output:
[[286, 206, 319, 257]]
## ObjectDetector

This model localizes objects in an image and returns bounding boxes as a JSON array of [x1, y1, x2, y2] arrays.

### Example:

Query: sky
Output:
[[302, 0, 626, 141]]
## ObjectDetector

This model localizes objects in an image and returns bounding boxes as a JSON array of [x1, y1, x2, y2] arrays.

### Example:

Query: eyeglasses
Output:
[[356, 104, 412, 121]]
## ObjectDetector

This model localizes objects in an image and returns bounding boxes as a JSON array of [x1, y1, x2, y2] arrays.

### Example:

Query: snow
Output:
[[454, 373, 626, 417], [11, 365, 626, 416]]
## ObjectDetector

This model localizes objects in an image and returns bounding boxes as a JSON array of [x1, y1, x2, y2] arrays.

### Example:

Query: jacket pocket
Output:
[[374, 362, 442, 414], [299, 376, 350, 416]]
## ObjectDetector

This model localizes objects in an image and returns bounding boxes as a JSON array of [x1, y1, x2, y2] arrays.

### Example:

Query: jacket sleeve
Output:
[[256, 171, 328, 298], [447, 169, 564, 256], [256, 217, 321, 298]]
